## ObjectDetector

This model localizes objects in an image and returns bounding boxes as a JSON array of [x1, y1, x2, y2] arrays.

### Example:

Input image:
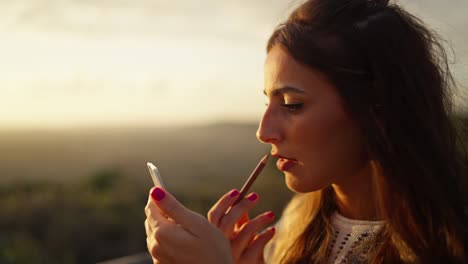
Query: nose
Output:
[[256, 106, 281, 144]]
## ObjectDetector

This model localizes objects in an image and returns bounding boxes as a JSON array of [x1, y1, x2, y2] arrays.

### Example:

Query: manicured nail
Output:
[[247, 193, 258, 201], [265, 211, 275, 218], [151, 187, 166, 201], [229, 189, 239, 197]]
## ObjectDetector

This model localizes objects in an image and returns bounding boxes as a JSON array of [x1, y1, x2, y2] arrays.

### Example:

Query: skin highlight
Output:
[[258, 45, 379, 220], [145, 1, 467, 262]]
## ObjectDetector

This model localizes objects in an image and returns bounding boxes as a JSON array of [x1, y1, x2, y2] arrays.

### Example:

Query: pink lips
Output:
[[276, 158, 296, 171], [272, 153, 297, 171]]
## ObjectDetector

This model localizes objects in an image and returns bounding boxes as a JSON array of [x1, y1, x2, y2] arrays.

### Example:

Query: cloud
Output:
[[1, 0, 282, 42], [2, 0, 466, 49], [0, 0, 466, 127]]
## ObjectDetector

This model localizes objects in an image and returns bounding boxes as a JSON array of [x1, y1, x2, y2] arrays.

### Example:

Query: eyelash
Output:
[[264, 102, 304, 113], [281, 103, 304, 112]]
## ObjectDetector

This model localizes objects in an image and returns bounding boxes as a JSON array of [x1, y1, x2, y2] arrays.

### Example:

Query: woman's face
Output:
[[257, 46, 369, 193]]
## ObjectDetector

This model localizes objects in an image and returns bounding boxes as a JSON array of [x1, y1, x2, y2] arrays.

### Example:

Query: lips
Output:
[[277, 158, 296, 171], [272, 153, 297, 171]]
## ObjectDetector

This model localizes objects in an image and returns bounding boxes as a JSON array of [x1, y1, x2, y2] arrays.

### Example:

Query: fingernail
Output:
[[247, 193, 258, 201], [265, 211, 275, 218], [229, 189, 239, 197], [151, 187, 166, 201], [269, 227, 276, 232]]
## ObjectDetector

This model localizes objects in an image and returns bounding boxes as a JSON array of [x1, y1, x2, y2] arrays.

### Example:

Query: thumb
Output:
[[150, 187, 204, 234]]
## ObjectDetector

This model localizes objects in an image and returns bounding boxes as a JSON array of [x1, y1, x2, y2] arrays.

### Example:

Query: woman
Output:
[[144, 0, 468, 263]]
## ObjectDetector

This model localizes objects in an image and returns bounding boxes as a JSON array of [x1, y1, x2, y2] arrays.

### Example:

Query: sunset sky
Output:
[[0, 0, 467, 128]]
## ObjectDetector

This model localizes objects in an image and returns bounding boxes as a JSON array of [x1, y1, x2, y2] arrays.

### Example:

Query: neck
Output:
[[331, 160, 383, 221]]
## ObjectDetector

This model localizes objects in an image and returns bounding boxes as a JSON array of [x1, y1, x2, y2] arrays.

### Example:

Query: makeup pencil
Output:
[[233, 154, 270, 205]]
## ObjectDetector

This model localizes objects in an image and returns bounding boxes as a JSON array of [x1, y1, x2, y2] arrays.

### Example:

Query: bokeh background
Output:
[[0, 0, 467, 263]]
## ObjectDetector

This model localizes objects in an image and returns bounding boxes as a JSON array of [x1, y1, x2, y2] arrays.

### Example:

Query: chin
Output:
[[284, 172, 325, 193]]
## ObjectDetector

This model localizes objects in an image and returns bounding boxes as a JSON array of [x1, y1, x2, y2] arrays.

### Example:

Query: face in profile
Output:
[[257, 45, 369, 193]]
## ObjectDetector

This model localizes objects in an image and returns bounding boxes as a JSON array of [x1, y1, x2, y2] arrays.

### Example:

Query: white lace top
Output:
[[327, 212, 385, 264], [263, 211, 385, 263]]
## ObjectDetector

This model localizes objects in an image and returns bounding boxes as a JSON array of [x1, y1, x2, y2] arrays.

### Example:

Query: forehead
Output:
[[264, 46, 332, 92], [264, 46, 299, 80]]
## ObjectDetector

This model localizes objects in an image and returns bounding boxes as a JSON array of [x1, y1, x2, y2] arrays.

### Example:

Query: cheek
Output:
[[328, 117, 368, 172], [296, 106, 367, 182]]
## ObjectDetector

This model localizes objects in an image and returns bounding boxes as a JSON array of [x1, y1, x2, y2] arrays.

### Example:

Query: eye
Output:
[[281, 103, 304, 112]]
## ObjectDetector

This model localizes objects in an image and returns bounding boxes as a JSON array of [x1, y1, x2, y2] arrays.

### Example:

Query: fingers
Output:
[[149, 187, 205, 235], [146, 233, 159, 263], [146, 236, 167, 264], [240, 226, 275, 263], [145, 219, 152, 237], [207, 189, 240, 225], [231, 211, 275, 257], [217, 192, 259, 238], [145, 190, 171, 227], [234, 213, 250, 233]]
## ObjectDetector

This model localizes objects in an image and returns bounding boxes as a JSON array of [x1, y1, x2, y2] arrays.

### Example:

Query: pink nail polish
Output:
[[266, 211, 275, 218], [230, 189, 239, 197], [247, 193, 258, 201], [151, 187, 166, 201]]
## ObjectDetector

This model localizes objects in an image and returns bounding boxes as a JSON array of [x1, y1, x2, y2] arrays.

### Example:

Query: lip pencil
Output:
[[233, 154, 270, 205]]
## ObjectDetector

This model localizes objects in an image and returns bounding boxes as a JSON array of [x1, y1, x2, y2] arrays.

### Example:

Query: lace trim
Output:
[[327, 212, 384, 264], [332, 212, 385, 227]]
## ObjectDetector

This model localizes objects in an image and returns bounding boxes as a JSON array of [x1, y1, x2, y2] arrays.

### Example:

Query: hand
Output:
[[207, 189, 276, 264], [145, 187, 234, 264]]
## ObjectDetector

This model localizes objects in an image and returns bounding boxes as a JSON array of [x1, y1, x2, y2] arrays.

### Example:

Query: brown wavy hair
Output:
[[265, 0, 468, 263]]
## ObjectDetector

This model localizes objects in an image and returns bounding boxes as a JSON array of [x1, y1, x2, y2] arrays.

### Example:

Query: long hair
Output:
[[265, 0, 468, 263]]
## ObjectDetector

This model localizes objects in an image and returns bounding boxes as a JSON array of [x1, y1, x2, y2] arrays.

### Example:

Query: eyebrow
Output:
[[263, 86, 306, 96]]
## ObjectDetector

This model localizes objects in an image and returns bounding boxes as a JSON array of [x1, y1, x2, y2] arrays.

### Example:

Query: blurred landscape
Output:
[[0, 123, 294, 264], [1, 117, 468, 264], [0, 1, 466, 263]]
